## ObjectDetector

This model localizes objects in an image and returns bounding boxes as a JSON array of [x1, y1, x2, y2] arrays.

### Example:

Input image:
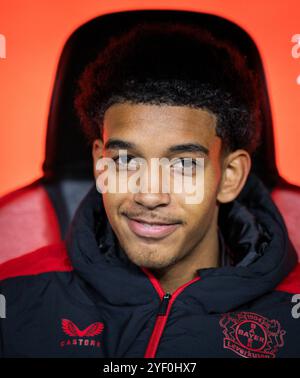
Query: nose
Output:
[[133, 191, 171, 209], [133, 161, 171, 209]]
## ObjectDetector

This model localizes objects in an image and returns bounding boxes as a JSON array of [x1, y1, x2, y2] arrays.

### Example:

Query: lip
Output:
[[124, 216, 181, 239]]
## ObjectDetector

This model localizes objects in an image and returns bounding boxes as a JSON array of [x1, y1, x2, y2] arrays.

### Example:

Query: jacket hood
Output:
[[65, 172, 298, 314]]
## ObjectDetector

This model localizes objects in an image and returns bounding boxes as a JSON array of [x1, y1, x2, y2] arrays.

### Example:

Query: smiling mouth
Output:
[[124, 215, 181, 239]]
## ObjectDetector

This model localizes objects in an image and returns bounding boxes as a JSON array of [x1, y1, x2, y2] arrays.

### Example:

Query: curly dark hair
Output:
[[74, 21, 262, 155]]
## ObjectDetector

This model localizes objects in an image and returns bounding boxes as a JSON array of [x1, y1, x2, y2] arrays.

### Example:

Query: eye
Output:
[[170, 158, 198, 175], [112, 155, 140, 171]]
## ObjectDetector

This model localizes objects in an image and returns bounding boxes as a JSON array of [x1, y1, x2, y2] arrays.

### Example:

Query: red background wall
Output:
[[0, 0, 300, 196]]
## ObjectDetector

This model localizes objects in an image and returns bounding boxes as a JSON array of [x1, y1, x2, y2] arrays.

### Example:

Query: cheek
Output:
[[102, 193, 129, 243], [102, 193, 121, 222], [203, 158, 222, 196], [175, 167, 220, 228], [102, 193, 134, 232], [176, 163, 220, 208]]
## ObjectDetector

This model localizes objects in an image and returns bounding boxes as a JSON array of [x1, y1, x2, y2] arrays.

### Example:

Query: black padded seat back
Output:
[[42, 178, 94, 238]]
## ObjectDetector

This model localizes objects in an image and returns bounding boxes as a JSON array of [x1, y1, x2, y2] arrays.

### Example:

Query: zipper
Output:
[[158, 293, 172, 315], [141, 267, 200, 358]]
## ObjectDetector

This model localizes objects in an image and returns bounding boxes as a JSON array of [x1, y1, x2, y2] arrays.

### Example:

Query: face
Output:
[[93, 103, 250, 270]]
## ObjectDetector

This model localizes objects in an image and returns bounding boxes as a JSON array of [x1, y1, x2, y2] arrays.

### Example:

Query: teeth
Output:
[[140, 222, 167, 228], [141, 223, 156, 228]]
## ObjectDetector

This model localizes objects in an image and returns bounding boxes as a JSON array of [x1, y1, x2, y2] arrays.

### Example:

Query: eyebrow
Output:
[[104, 139, 136, 151], [104, 139, 209, 156], [168, 143, 209, 156]]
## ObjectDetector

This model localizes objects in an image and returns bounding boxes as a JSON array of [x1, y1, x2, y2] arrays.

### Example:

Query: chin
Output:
[[124, 246, 178, 270]]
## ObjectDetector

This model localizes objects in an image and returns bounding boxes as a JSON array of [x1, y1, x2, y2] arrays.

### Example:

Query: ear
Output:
[[217, 149, 251, 204], [92, 139, 104, 180]]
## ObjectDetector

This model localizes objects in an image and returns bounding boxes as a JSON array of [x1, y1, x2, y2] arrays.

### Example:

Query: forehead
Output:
[[103, 103, 218, 152]]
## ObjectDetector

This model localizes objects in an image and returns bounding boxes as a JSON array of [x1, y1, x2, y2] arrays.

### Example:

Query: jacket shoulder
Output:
[[0, 242, 73, 281], [275, 263, 300, 294]]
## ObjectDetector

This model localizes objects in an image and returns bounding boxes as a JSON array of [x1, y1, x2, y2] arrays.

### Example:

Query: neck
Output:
[[151, 222, 220, 295]]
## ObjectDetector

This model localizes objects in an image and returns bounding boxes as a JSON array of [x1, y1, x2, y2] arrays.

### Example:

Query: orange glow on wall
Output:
[[0, 0, 300, 196]]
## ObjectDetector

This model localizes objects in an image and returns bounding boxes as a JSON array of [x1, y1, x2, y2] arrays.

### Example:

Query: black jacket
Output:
[[0, 173, 299, 358]]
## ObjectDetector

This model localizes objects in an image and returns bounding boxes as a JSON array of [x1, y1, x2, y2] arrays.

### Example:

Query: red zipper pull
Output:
[[158, 292, 172, 315]]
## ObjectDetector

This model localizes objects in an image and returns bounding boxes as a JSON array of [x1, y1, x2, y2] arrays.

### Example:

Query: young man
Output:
[[0, 22, 299, 358]]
